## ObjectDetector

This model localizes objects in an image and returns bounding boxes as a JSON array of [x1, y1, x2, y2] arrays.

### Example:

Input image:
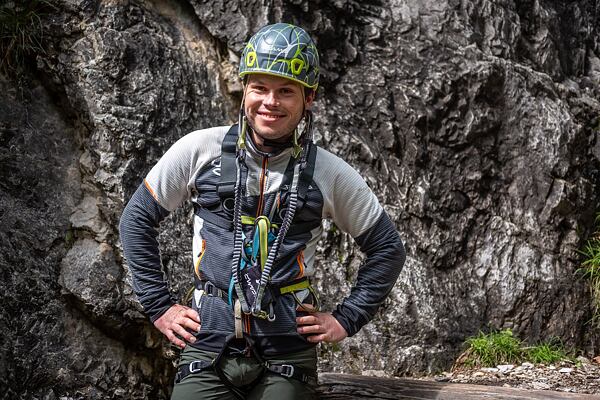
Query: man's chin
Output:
[[252, 125, 294, 142]]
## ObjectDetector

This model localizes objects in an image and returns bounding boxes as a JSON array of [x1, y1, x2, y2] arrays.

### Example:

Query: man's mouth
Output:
[[258, 111, 285, 121]]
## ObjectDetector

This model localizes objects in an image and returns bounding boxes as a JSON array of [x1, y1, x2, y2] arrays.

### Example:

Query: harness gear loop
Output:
[[253, 216, 271, 271]]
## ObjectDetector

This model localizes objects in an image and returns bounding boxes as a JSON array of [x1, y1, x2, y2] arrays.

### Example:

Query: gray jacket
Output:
[[120, 126, 406, 355]]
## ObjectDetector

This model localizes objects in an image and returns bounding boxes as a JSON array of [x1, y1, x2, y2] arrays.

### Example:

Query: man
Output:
[[120, 23, 405, 399]]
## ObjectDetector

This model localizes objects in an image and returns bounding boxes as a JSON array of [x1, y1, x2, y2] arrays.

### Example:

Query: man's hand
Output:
[[154, 304, 201, 349], [296, 304, 348, 344]]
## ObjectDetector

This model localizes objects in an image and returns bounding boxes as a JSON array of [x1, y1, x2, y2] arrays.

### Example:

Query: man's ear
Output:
[[305, 88, 316, 108]]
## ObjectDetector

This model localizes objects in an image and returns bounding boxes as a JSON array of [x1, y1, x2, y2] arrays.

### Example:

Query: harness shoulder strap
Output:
[[277, 141, 317, 206], [297, 141, 318, 202], [217, 124, 239, 199]]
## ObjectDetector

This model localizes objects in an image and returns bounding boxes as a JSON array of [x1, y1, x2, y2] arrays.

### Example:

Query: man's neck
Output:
[[250, 130, 293, 154]]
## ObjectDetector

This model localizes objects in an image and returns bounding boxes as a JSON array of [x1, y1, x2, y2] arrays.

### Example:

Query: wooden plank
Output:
[[317, 373, 599, 400]]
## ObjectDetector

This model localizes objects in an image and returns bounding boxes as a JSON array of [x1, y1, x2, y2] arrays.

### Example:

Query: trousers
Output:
[[171, 345, 318, 400]]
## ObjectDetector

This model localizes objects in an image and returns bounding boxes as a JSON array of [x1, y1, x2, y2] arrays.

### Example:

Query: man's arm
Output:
[[120, 182, 200, 348], [296, 211, 405, 342], [119, 128, 229, 347], [120, 182, 173, 320], [296, 147, 406, 342], [331, 211, 405, 336]]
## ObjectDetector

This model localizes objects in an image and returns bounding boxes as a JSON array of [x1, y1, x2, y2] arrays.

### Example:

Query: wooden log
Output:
[[317, 373, 599, 399]]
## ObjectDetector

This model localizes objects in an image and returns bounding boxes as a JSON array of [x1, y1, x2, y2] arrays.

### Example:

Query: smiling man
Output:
[[120, 23, 406, 399], [244, 75, 313, 149]]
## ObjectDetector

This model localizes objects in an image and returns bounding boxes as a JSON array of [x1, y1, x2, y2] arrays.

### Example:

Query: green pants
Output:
[[171, 346, 318, 400]]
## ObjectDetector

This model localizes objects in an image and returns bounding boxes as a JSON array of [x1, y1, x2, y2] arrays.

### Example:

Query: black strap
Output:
[[195, 208, 235, 231], [196, 280, 229, 302], [276, 141, 316, 204], [174, 336, 317, 388], [265, 363, 317, 385], [194, 208, 320, 236], [217, 125, 239, 199], [297, 142, 317, 202], [174, 359, 213, 384]]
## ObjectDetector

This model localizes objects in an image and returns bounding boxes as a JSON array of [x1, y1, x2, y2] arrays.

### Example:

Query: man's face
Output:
[[244, 74, 313, 147]]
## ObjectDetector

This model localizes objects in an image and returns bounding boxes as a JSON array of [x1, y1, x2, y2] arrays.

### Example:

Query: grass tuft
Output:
[[0, 0, 54, 74], [578, 212, 600, 328], [462, 329, 523, 367], [525, 342, 567, 364], [455, 329, 572, 369]]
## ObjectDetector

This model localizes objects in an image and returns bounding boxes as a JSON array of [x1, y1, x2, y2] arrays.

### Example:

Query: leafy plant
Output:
[[0, 0, 54, 74], [578, 213, 600, 328]]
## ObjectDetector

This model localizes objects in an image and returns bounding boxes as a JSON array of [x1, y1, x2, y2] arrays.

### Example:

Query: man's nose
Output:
[[263, 91, 280, 107]]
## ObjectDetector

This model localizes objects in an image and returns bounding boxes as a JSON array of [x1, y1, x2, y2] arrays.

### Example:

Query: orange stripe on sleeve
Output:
[[194, 240, 206, 279], [144, 178, 158, 200]]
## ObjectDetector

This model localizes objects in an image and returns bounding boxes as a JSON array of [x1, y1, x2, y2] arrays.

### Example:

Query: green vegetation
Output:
[[463, 329, 522, 367], [0, 0, 54, 74], [457, 329, 572, 368], [525, 342, 567, 364], [578, 213, 600, 328]]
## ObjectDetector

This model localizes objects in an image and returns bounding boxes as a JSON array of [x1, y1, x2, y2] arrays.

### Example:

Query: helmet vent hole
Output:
[[290, 59, 304, 75], [246, 51, 257, 67]]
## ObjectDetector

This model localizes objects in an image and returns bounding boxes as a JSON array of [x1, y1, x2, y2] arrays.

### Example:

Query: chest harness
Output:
[[177, 112, 320, 394]]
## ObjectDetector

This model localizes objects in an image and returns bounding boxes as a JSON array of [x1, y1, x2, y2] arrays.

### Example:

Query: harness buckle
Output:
[[280, 364, 294, 378], [267, 302, 276, 322], [189, 361, 205, 373]]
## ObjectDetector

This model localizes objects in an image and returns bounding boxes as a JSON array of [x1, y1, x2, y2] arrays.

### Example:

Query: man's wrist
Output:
[[331, 309, 355, 337], [148, 299, 176, 323]]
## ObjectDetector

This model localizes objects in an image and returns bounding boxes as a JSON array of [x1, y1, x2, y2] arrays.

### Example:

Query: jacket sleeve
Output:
[[331, 210, 406, 337], [119, 182, 174, 322], [119, 128, 224, 321]]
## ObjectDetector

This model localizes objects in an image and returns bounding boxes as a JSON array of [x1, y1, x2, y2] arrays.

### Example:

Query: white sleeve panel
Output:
[[314, 147, 383, 238], [145, 126, 229, 211]]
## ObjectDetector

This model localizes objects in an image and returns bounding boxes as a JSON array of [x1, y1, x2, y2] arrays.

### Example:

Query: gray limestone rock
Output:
[[0, 0, 599, 398]]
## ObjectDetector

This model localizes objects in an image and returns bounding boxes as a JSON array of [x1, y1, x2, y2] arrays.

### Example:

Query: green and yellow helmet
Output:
[[239, 23, 319, 89]]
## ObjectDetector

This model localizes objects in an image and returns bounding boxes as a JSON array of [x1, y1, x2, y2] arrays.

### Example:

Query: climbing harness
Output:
[[185, 112, 321, 395], [174, 334, 318, 399], [217, 110, 319, 322]]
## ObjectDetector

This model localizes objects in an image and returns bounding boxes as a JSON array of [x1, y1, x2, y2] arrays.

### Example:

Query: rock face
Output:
[[0, 0, 598, 398]]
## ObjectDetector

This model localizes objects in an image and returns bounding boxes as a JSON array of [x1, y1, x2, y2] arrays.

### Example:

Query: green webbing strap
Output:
[[241, 215, 255, 225], [278, 279, 310, 294]]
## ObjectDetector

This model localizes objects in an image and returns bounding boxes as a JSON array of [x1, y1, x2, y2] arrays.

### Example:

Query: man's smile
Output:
[[257, 111, 285, 121]]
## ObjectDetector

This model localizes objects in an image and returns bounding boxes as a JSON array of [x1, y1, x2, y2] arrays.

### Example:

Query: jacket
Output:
[[120, 125, 406, 355]]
